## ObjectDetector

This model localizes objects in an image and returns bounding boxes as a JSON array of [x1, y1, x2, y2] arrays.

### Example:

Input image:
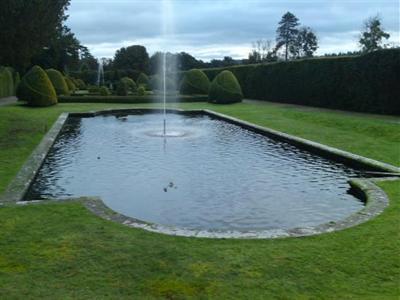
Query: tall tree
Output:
[[291, 27, 318, 58], [113, 45, 149, 73], [276, 12, 299, 61], [0, 0, 70, 71], [359, 15, 390, 52]]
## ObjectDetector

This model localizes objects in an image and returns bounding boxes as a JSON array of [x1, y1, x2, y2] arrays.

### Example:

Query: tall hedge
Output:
[[180, 69, 210, 95], [17, 65, 57, 106], [46, 69, 69, 95], [201, 49, 399, 114], [208, 70, 243, 104]]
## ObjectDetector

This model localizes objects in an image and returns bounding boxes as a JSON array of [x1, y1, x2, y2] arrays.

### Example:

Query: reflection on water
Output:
[[26, 113, 367, 231]]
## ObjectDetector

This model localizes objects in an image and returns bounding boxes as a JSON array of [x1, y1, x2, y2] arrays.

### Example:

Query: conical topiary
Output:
[[17, 65, 57, 106], [64, 76, 76, 92], [46, 68, 69, 95], [208, 70, 243, 104], [180, 69, 210, 95]]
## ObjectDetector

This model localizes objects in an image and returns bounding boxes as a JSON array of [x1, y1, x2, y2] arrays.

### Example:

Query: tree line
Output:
[[0, 2, 393, 75]]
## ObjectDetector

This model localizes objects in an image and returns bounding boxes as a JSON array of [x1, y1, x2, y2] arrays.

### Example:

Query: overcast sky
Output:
[[66, 0, 400, 61]]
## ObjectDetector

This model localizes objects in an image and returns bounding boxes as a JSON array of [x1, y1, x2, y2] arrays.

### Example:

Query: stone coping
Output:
[[1, 108, 399, 239]]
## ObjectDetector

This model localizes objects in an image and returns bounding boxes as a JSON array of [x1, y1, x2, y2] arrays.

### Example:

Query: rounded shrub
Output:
[[180, 69, 210, 95], [149, 75, 175, 91], [99, 86, 110, 96], [137, 85, 146, 96], [0, 67, 14, 98], [75, 78, 86, 90], [120, 77, 137, 92], [46, 69, 69, 95], [17, 65, 57, 106], [64, 76, 76, 92], [116, 80, 129, 96], [208, 70, 243, 104], [137, 73, 149, 89]]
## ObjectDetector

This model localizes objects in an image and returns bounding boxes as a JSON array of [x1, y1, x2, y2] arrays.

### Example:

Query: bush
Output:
[[208, 70, 243, 104], [99, 86, 110, 96], [120, 77, 137, 92], [65, 76, 76, 92], [137, 73, 150, 89], [17, 65, 57, 106], [180, 69, 210, 95], [75, 79, 86, 90], [46, 69, 69, 95], [0, 67, 14, 98], [149, 74, 176, 91], [88, 85, 100, 93], [116, 80, 129, 96], [201, 49, 400, 114], [137, 85, 146, 96]]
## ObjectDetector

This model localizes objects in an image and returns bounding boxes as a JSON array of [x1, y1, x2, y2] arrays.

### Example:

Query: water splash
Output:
[[96, 58, 104, 87]]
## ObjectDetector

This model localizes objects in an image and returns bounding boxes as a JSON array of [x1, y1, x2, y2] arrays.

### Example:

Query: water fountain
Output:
[[96, 58, 104, 87]]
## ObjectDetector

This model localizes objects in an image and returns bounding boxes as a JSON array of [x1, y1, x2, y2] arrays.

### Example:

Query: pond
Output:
[[26, 112, 367, 232]]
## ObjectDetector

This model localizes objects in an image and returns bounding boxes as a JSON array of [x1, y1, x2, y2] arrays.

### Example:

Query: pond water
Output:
[[26, 112, 366, 231]]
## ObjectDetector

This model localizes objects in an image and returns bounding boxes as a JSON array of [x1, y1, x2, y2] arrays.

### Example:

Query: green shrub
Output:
[[0, 67, 14, 98], [99, 86, 110, 96], [64, 76, 76, 92], [201, 49, 400, 114], [137, 85, 146, 96], [149, 75, 176, 91], [46, 69, 69, 95], [75, 78, 86, 90], [116, 80, 129, 96], [88, 85, 100, 93], [17, 65, 57, 106], [180, 69, 210, 95], [208, 70, 243, 104], [137, 73, 150, 89], [120, 77, 137, 92]]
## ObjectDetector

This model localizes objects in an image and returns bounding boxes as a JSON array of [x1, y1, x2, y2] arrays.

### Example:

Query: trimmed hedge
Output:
[[149, 75, 176, 91], [65, 77, 76, 92], [59, 94, 208, 104], [208, 70, 243, 104], [180, 69, 210, 95], [201, 49, 400, 114], [46, 69, 69, 95], [17, 65, 57, 106], [120, 77, 137, 92], [0, 67, 15, 98]]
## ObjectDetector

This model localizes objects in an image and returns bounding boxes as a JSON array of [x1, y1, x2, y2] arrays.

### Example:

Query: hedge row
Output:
[[0, 66, 18, 98], [59, 94, 208, 104], [200, 49, 400, 115]]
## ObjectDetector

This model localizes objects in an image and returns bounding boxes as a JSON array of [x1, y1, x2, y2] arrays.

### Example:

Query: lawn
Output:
[[0, 101, 399, 299]]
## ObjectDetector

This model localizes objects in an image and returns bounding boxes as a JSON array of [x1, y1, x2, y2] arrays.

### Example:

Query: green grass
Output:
[[0, 101, 399, 299]]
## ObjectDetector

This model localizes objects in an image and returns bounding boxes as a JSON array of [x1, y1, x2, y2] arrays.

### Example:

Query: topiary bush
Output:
[[75, 78, 86, 90], [116, 80, 129, 96], [16, 65, 57, 106], [120, 77, 137, 92], [137, 85, 146, 96], [208, 70, 243, 104], [99, 86, 110, 96], [0, 67, 15, 98], [180, 69, 210, 95], [64, 76, 76, 92], [137, 72, 150, 89], [46, 69, 69, 95], [149, 75, 176, 91]]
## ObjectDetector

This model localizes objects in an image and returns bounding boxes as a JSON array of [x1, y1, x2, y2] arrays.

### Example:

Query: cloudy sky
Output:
[[66, 0, 399, 61]]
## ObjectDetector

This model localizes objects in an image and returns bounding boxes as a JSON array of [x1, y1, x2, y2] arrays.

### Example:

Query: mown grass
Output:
[[0, 101, 399, 299]]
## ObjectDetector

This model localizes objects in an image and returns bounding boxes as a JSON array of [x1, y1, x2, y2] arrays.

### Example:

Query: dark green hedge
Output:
[[180, 69, 210, 95], [208, 70, 243, 104], [59, 94, 208, 104], [46, 69, 69, 95], [201, 49, 400, 114]]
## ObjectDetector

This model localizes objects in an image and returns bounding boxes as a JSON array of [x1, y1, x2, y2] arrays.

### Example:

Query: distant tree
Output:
[[359, 15, 390, 52], [276, 12, 300, 61], [176, 52, 204, 70], [0, 0, 70, 71], [291, 27, 318, 58], [114, 45, 149, 72], [249, 39, 277, 63]]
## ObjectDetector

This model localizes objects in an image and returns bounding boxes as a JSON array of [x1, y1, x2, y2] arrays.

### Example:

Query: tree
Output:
[[176, 52, 204, 70], [248, 39, 277, 63], [0, 0, 70, 71], [276, 12, 299, 61], [113, 45, 149, 73], [359, 15, 390, 53], [291, 27, 318, 58]]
